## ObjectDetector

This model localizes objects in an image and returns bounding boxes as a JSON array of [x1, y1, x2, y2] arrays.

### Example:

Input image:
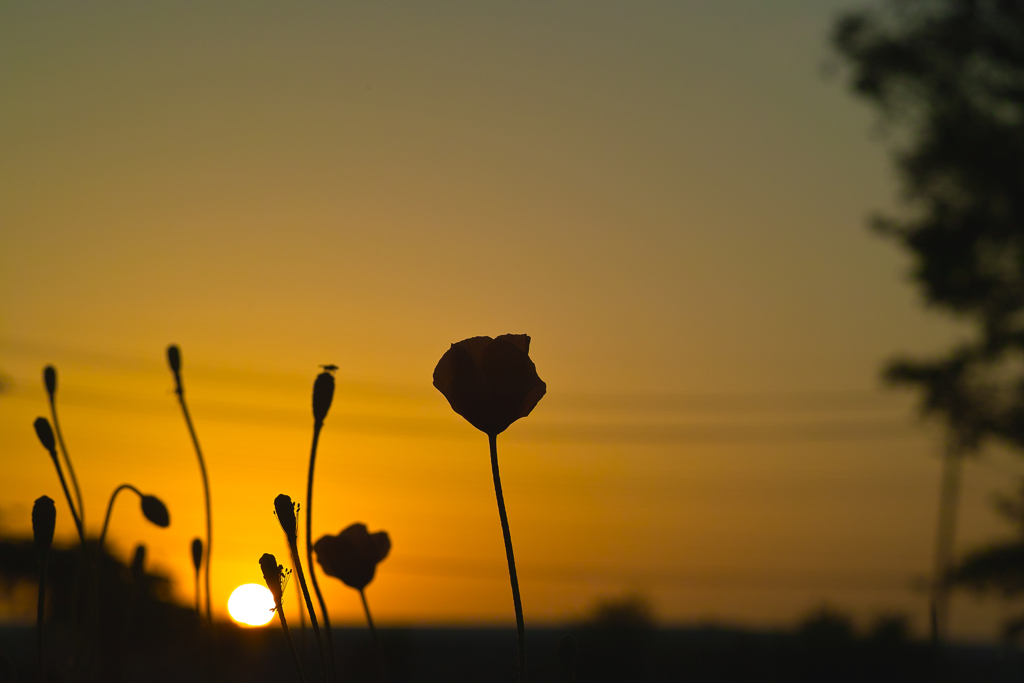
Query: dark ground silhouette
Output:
[[2, 541, 1023, 682]]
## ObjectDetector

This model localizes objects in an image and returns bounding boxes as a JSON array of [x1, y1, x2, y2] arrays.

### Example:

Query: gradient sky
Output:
[[3, 1, 1021, 640]]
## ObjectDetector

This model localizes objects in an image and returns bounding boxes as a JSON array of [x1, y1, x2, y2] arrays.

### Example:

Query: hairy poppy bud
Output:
[[141, 495, 170, 527], [32, 496, 56, 558], [259, 553, 284, 603], [312, 370, 335, 425], [274, 494, 298, 543], [314, 523, 390, 591], [191, 538, 203, 573], [43, 365, 57, 398], [131, 544, 147, 584], [33, 417, 57, 455]]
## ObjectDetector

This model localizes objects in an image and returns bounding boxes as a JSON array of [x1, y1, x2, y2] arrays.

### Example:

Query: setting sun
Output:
[[227, 584, 276, 627]]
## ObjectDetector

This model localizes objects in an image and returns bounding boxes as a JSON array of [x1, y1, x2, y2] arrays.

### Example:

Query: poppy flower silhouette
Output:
[[432, 334, 546, 436], [433, 334, 545, 683], [314, 523, 390, 591]]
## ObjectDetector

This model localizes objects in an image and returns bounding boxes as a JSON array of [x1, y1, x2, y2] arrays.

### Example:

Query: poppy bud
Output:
[[274, 494, 299, 543], [312, 370, 335, 425], [167, 345, 183, 393], [32, 496, 56, 558], [131, 544, 147, 584], [314, 523, 391, 591], [191, 538, 203, 573], [433, 334, 546, 436], [33, 417, 57, 455], [43, 365, 57, 398], [259, 553, 284, 603], [141, 495, 170, 527]]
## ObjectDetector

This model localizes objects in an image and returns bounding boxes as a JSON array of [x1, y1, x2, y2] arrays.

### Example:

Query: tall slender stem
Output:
[[360, 589, 387, 683], [194, 569, 201, 619], [274, 595, 307, 683], [288, 541, 328, 683], [306, 421, 337, 682], [99, 485, 141, 547], [930, 441, 963, 643], [49, 398, 84, 530], [175, 391, 213, 625], [37, 553, 48, 683], [489, 433, 526, 683], [49, 450, 84, 543]]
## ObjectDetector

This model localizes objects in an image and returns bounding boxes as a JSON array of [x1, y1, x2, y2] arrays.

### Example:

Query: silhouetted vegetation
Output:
[[834, 0, 1024, 639]]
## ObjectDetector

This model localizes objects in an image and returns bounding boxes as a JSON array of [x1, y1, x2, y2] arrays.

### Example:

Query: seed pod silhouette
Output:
[[141, 496, 170, 528], [312, 371, 335, 425], [191, 539, 203, 573], [33, 417, 57, 454], [43, 366, 56, 398], [32, 496, 56, 559], [260, 553, 285, 605], [274, 494, 298, 544], [166, 345, 182, 392]]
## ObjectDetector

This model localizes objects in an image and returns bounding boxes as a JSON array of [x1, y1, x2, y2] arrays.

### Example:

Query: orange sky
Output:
[[3, 1, 1022, 640]]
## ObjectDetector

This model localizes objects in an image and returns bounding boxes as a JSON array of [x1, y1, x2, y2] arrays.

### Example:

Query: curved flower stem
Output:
[[288, 540, 328, 683], [48, 397, 84, 529], [305, 420, 337, 682], [274, 594, 307, 683], [360, 589, 387, 683], [99, 485, 142, 547], [92, 483, 144, 674], [489, 433, 526, 683], [37, 551, 49, 683], [173, 390, 213, 626]]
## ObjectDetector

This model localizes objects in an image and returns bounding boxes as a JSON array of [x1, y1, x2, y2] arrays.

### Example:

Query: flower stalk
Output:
[[432, 334, 546, 683], [44, 366, 85, 529], [260, 554, 305, 683], [33, 417, 84, 543], [490, 433, 526, 682], [191, 538, 203, 619], [33, 496, 56, 683], [167, 344, 213, 625], [306, 368, 338, 682], [276, 495, 328, 683]]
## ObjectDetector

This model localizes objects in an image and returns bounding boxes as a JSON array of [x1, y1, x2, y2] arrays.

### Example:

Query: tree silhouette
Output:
[[834, 0, 1024, 640]]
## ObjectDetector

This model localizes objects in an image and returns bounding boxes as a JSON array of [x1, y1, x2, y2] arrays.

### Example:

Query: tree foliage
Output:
[[835, 0, 1024, 451]]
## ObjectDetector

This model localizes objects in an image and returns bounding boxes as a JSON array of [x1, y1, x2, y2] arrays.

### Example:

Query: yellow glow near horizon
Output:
[[227, 584, 276, 627]]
